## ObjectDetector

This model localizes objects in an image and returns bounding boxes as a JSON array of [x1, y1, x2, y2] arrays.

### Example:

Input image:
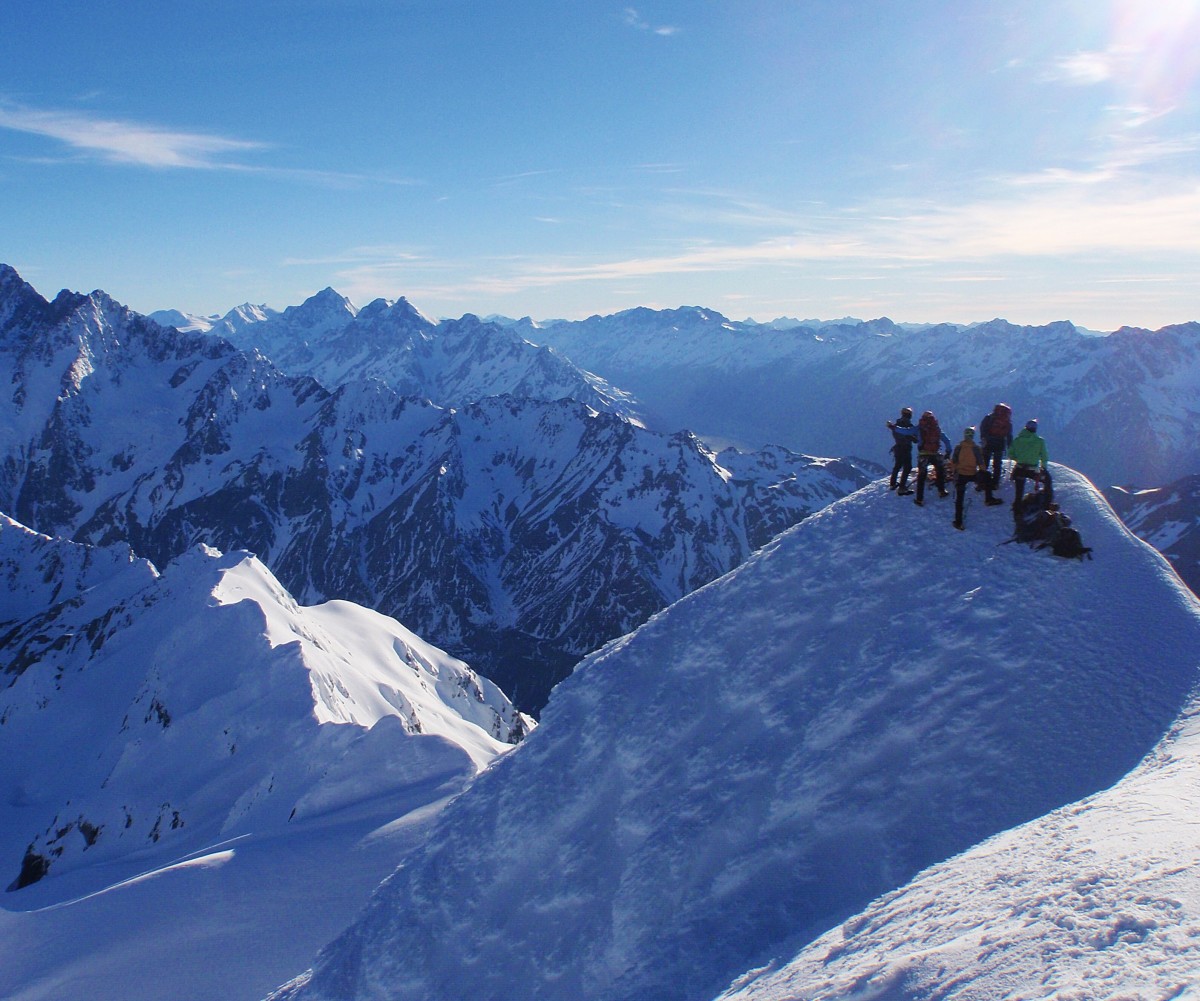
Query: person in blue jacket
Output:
[[886, 406, 917, 495]]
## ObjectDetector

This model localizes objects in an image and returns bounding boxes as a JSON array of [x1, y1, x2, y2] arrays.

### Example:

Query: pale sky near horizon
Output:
[[2, 0, 1197, 330]]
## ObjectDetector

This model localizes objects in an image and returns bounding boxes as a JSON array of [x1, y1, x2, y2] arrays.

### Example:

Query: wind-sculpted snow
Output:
[[718, 648, 1200, 997], [272, 468, 1200, 1001], [0, 518, 530, 895], [0, 266, 871, 713], [516, 308, 1200, 488]]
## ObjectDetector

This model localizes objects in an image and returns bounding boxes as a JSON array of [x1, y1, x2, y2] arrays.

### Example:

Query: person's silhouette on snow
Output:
[[886, 407, 917, 495]]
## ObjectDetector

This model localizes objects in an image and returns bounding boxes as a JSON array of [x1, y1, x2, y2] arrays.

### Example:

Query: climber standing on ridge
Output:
[[913, 410, 951, 507], [886, 406, 917, 495], [979, 402, 1013, 492], [949, 426, 1001, 530], [1009, 418, 1052, 508]]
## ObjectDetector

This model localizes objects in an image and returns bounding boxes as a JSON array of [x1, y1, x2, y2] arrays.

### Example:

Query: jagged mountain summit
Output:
[[0, 265, 871, 713], [271, 467, 1200, 1001], [163, 285, 641, 420], [511, 307, 1200, 488], [0, 515, 530, 895]]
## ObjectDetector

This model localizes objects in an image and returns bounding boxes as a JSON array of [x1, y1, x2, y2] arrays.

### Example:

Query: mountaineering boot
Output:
[[986, 497, 1004, 506], [897, 488, 914, 496], [914, 498, 923, 507], [953, 520, 964, 530]]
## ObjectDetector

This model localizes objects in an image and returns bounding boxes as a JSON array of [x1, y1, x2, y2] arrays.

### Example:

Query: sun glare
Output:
[[1111, 0, 1200, 110]]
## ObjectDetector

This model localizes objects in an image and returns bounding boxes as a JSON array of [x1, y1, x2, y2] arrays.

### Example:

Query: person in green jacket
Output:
[[1009, 418, 1051, 507]]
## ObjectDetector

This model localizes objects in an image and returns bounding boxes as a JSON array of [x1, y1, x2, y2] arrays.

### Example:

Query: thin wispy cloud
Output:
[[1049, 50, 1119, 85], [623, 8, 679, 36], [433, 178, 1200, 299], [0, 102, 265, 169], [0, 100, 418, 187]]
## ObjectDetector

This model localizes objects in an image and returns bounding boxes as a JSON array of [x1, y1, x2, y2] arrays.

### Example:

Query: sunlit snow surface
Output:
[[0, 521, 528, 1000], [274, 467, 1200, 1001]]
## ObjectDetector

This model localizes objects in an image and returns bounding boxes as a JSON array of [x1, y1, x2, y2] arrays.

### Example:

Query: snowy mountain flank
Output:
[[272, 468, 1200, 1001], [1108, 474, 1200, 597], [0, 265, 872, 713], [511, 308, 1200, 489], [0, 516, 529, 895]]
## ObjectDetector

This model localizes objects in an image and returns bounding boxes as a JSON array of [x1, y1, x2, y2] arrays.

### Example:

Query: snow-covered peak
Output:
[[280, 287, 358, 334], [0, 519, 531, 896], [273, 466, 1200, 1001]]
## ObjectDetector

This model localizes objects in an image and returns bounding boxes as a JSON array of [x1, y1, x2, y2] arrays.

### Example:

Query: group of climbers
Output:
[[886, 403, 1051, 531]]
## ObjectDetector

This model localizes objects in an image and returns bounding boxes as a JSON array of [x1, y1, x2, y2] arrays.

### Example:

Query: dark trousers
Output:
[[982, 438, 1006, 489], [1013, 465, 1053, 507], [915, 453, 946, 502], [890, 445, 913, 489], [954, 472, 993, 524]]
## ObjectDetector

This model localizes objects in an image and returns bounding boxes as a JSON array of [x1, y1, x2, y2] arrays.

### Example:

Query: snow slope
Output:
[[1, 517, 532, 998], [718, 694, 1200, 998], [272, 466, 1200, 1001]]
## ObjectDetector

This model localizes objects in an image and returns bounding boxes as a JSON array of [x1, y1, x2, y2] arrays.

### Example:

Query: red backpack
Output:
[[918, 413, 942, 453], [984, 406, 1012, 440]]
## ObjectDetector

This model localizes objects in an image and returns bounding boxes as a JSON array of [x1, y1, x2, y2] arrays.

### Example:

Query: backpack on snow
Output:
[[1011, 493, 1092, 560]]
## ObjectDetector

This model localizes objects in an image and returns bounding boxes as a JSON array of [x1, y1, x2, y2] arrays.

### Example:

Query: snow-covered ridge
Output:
[[272, 467, 1200, 1001], [0, 517, 530, 895]]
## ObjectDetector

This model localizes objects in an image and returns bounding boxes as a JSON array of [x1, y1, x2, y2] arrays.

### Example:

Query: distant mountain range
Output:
[[502, 308, 1200, 489], [2, 265, 871, 713], [152, 290, 640, 421], [153, 283, 1200, 592], [156, 288, 1200, 491]]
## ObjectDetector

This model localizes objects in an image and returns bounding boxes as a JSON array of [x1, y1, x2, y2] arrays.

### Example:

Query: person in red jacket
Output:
[[979, 402, 1013, 491], [913, 410, 951, 506]]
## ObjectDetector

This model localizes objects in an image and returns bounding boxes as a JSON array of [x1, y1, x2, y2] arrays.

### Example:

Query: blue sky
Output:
[[2, 0, 1197, 329]]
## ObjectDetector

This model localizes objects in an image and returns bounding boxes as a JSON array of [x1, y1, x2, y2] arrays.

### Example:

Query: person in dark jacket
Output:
[[949, 426, 1001, 529], [979, 402, 1013, 491], [914, 410, 951, 506], [886, 406, 916, 495], [1009, 418, 1052, 507]]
